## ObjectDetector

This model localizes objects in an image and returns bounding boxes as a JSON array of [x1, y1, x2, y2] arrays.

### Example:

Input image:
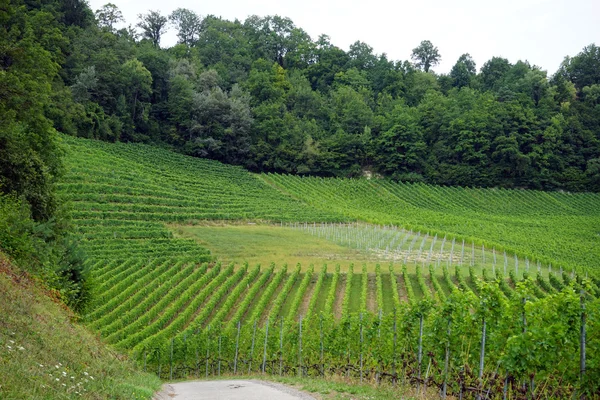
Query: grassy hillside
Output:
[[0, 255, 161, 399]]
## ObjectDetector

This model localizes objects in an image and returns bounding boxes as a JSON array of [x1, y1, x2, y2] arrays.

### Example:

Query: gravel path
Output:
[[153, 379, 317, 400]]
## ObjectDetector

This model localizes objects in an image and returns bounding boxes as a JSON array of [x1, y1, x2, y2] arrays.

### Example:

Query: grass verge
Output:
[[0, 255, 161, 400]]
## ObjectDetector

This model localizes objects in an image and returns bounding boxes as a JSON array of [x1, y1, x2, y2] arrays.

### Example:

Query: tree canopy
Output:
[[411, 40, 441, 73], [1, 1, 599, 195]]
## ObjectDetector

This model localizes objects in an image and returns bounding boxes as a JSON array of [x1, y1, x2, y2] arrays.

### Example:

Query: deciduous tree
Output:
[[137, 10, 168, 47], [411, 40, 441, 72], [169, 8, 201, 46], [95, 3, 123, 30]]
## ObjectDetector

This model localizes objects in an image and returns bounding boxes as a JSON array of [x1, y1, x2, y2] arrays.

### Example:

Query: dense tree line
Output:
[[2, 1, 600, 213], [0, 0, 89, 308], [59, 4, 599, 191]]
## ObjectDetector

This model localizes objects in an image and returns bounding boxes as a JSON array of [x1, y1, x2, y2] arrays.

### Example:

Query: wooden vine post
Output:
[[298, 316, 303, 378], [205, 326, 210, 377], [320, 315, 324, 378], [262, 318, 270, 374], [248, 320, 257, 374], [476, 316, 486, 400], [442, 319, 451, 399], [279, 317, 284, 376], [580, 288, 586, 398], [393, 308, 397, 387], [169, 337, 174, 380], [217, 335, 222, 376], [417, 313, 424, 394], [234, 321, 240, 374], [359, 313, 364, 383]]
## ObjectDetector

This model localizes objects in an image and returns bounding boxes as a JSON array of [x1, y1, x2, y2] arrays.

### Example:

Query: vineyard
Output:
[[58, 135, 346, 260], [57, 136, 600, 398], [263, 174, 600, 274]]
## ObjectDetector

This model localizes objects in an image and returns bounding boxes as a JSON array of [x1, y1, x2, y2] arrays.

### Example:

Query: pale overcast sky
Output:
[[89, 0, 599, 75]]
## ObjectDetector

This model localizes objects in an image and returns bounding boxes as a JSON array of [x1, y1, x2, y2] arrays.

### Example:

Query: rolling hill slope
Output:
[[55, 136, 600, 395]]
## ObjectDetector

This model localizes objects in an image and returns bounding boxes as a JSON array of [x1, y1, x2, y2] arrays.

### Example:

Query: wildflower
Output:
[[39, 364, 44, 368], [71, 376, 75, 379], [55, 378, 60, 382], [83, 372, 88, 376], [9, 340, 14, 344], [18, 346, 24, 350], [6, 345, 11, 349]]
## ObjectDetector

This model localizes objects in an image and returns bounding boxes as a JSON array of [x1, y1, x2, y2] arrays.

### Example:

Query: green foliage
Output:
[[169, 8, 201, 46], [560, 44, 600, 90], [410, 40, 441, 72], [7, 0, 600, 397], [99, 271, 598, 397], [136, 10, 168, 47], [15, 0, 594, 192], [0, 264, 161, 400], [266, 173, 600, 274], [4, 0, 598, 192], [0, 195, 35, 262], [450, 53, 476, 88], [0, 193, 88, 310]]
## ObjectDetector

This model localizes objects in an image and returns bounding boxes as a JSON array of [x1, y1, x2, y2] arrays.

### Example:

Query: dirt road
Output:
[[153, 379, 317, 400]]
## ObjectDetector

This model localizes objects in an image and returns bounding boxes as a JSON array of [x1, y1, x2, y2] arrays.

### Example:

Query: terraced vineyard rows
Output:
[[59, 136, 346, 259], [263, 174, 600, 273], [82, 255, 599, 397], [57, 136, 600, 396], [85, 256, 593, 347]]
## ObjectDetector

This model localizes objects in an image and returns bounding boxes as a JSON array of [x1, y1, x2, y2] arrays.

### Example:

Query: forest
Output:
[[4, 0, 600, 195]]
